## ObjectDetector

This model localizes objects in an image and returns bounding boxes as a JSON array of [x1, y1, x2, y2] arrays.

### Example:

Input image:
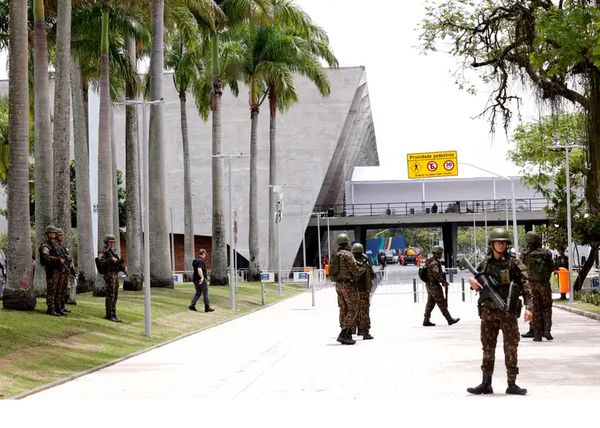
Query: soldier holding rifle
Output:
[[464, 227, 534, 396], [97, 234, 127, 322], [423, 246, 459, 327]]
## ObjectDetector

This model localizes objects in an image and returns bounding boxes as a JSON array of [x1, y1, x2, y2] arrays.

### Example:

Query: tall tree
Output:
[[3, 0, 36, 310], [33, 0, 54, 296], [53, 0, 73, 256], [148, 0, 173, 287]]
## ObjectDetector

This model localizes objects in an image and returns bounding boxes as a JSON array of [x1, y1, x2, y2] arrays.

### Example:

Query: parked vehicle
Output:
[[400, 247, 421, 265]]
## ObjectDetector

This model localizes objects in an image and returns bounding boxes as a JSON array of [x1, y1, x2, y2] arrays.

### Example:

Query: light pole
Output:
[[460, 162, 519, 257], [118, 98, 164, 338], [552, 142, 581, 304], [326, 216, 331, 263], [212, 153, 248, 310], [301, 203, 306, 271], [170, 207, 175, 274]]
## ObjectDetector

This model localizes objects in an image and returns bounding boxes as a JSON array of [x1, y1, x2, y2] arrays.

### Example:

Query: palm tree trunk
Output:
[[53, 0, 72, 251], [149, 0, 173, 287], [268, 90, 278, 273], [124, 35, 143, 291], [210, 34, 228, 285], [33, 0, 54, 297], [96, 3, 114, 295], [248, 105, 260, 280], [3, 0, 35, 310], [71, 56, 95, 292], [111, 104, 120, 255], [180, 91, 195, 276]]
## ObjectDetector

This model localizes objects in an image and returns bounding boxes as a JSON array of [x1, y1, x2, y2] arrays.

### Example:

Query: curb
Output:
[[554, 303, 600, 322], [10, 289, 304, 400]]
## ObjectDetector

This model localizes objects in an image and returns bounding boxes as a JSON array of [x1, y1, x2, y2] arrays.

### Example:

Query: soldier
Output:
[[520, 231, 555, 341], [330, 233, 364, 345], [467, 227, 534, 396], [39, 225, 64, 316], [423, 246, 459, 327], [351, 243, 375, 340], [98, 234, 127, 322], [54, 228, 71, 315]]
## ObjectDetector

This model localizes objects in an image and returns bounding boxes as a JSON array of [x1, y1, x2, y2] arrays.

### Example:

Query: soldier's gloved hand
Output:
[[524, 309, 533, 323], [469, 278, 482, 290]]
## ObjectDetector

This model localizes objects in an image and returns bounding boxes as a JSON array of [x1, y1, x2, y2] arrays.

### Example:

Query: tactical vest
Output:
[[480, 254, 521, 301], [331, 249, 353, 282], [522, 248, 553, 281], [39, 240, 59, 267]]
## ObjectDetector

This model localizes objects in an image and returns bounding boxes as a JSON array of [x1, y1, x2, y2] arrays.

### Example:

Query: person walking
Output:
[[38, 225, 64, 316], [467, 227, 534, 396], [98, 234, 127, 322], [520, 231, 555, 341], [189, 249, 214, 313], [351, 243, 375, 340], [423, 246, 459, 327], [330, 233, 364, 345]]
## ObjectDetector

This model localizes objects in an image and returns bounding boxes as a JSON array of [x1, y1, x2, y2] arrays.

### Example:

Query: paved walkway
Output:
[[25, 288, 600, 399]]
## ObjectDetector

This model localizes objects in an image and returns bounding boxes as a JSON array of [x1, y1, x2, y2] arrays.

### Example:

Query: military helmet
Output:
[[351, 243, 365, 254], [525, 231, 541, 247], [488, 227, 512, 245], [432, 245, 444, 254], [336, 233, 350, 246], [104, 234, 116, 243], [45, 224, 57, 234], [56, 228, 64, 236]]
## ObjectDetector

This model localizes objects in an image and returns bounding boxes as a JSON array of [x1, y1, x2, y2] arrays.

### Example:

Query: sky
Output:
[[0, 1, 540, 181]]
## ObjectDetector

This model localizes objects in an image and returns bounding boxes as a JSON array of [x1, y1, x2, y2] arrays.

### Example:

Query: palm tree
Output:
[[33, 0, 54, 297], [165, 22, 210, 276], [53, 0, 73, 257], [3, 0, 36, 310]]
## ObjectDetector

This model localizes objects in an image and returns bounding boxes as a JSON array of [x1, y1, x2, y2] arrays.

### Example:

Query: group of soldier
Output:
[[332, 226, 558, 396], [39, 225, 126, 322]]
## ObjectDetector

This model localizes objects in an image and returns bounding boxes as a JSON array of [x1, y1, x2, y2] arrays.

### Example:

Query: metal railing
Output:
[[314, 197, 549, 218]]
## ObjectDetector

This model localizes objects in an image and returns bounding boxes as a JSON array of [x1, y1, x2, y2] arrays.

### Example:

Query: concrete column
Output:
[[442, 223, 458, 268], [354, 226, 367, 246], [524, 223, 533, 233]]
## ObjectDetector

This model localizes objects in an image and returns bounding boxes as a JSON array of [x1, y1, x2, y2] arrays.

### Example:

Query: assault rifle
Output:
[[54, 242, 77, 280], [457, 257, 508, 312], [103, 248, 128, 276]]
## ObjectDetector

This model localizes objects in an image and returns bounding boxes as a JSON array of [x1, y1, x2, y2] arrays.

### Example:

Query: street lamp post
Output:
[[170, 207, 175, 273], [301, 203, 306, 271], [212, 153, 248, 310], [317, 213, 322, 270], [118, 98, 164, 338], [460, 162, 519, 257], [326, 216, 331, 264]]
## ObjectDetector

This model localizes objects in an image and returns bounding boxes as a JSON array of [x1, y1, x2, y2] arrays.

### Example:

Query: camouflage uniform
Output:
[[423, 256, 458, 325], [476, 253, 533, 383], [39, 232, 64, 315], [98, 237, 126, 322], [55, 230, 72, 314], [353, 253, 375, 335], [520, 248, 555, 339]]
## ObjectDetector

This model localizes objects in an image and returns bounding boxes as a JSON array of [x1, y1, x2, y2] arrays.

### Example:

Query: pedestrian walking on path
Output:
[[189, 249, 214, 313], [422, 246, 459, 327], [351, 243, 375, 340]]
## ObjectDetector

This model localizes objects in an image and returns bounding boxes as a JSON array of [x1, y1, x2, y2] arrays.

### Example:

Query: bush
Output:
[[575, 290, 600, 306]]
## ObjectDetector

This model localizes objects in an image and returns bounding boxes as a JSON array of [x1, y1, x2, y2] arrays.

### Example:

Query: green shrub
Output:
[[575, 290, 600, 306]]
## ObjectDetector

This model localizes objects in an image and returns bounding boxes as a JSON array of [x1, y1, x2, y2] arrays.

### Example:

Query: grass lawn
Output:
[[554, 299, 600, 315], [0, 281, 303, 399]]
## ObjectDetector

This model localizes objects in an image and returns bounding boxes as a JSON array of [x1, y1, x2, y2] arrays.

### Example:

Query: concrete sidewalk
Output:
[[25, 288, 600, 399]]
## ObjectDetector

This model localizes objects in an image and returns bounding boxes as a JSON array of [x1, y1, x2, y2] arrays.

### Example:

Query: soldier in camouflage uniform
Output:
[[98, 234, 127, 322], [423, 246, 459, 327], [55, 228, 72, 315], [351, 243, 375, 340], [331, 233, 365, 345], [520, 231, 555, 341], [467, 228, 534, 396], [39, 225, 64, 316]]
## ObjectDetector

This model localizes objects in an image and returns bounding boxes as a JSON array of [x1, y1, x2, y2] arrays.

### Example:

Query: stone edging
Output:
[[554, 303, 600, 321], [10, 290, 304, 400]]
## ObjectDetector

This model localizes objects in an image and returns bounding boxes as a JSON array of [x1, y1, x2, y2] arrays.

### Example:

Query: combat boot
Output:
[[55, 306, 66, 316], [543, 331, 554, 340], [46, 308, 61, 317], [188, 305, 198, 311], [533, 334, 542, 342], [467, 375, 493, 395], [110, 313, 122, 323], [423, 319, 436, 327], [521, 329, 535, 338], [506, 382, 527, 395], [336, 329, 355, 345], [448, 318, 460, 325], [344, 329, 356, 345], [362, 330, 374, 340], [204, 307, 215, 312]]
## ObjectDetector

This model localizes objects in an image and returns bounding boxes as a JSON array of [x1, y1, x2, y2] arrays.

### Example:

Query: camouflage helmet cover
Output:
[[45, 224, 57, 234], [104, 234, 116, 243], [525, 231, 541, 247], [55, 228, 64, 236], [336, 233, 350, 245], [432, 245, 444, 254], [351, 243, 365, 254], [488, 227, 512, 245]]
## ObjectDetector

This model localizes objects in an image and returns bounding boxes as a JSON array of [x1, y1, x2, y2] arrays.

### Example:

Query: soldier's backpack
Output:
[[418, 265, 428, 282], [529, 252, 552, 281], [95, 256, 107, 275], [330, 253, 340, 281]]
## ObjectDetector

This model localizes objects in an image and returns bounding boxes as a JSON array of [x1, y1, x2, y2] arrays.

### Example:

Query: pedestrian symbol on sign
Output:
[[444, 160, 454, 171], [427, 161, 438, 172]]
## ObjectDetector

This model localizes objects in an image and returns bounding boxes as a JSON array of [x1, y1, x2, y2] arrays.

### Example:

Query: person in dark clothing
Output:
[[431, 203, 438, 213], [189, 249, 214, 313]]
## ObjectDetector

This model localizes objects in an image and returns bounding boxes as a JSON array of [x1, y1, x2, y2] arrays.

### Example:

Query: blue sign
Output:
[[298, 272, 308, 280], [260, 273, 270, 281]]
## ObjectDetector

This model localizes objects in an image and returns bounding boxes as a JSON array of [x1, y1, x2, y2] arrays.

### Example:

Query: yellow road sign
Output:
[[407, 151, 458, 179]]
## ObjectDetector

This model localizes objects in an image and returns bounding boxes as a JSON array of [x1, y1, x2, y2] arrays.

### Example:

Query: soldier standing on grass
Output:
[[330, 233, 365, 345], [423, 246, 459, 327], [38, 225, 64, 316], [98, 234, 127, 322], [351, 243, 375, 340], [55, 228, 71, 316], [520, 231, 555, 341]]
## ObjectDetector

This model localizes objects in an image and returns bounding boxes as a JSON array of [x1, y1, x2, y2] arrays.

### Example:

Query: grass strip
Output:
[[0, 281, 303, 398]]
